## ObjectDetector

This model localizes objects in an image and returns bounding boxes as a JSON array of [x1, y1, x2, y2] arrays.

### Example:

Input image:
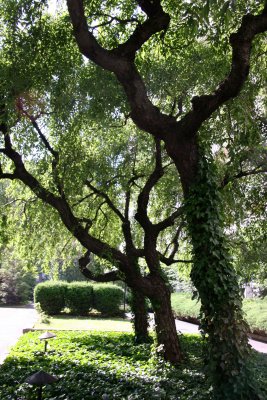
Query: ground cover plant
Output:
[[171, 293, 267, 335], [0, 331, 266, 400]]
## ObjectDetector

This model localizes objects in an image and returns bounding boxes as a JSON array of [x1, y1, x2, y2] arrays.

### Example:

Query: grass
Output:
[[171, 292, 267, 334], [0, 331, 266, 400], [35, 315, 133, 332]]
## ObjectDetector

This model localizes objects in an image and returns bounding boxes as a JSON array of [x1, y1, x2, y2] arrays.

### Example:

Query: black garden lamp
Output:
[[39, 331, 57, 353], [25, 370, 58, 400]]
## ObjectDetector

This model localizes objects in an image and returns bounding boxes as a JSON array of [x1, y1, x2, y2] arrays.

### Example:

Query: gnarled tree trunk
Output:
[[130, 289, 150, 343], [148, 276, 182, 364]]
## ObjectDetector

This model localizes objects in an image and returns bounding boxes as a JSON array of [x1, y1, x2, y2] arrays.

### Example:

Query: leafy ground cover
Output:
[[0, 331, 266, 400], [171, 292, 267, 334], [34, 315, 132, 331]]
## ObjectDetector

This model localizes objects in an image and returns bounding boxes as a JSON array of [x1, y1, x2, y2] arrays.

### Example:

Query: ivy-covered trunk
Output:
[[130, 290, 150, 344], [149, 277, 182, 364], [183, 155, 262, 399]]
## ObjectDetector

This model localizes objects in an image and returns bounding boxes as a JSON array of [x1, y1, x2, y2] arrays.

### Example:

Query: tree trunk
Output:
[[149, 277, 182, 364], [130, 289, 150, 344], [171, 143, 261, 399]]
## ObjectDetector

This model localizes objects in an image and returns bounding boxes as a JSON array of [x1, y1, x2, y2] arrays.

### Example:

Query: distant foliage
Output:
[[34, 281, 67, 315], [93, 284, 124, 316], [65, 282, 94, 315], [0, 262, 35, 305]]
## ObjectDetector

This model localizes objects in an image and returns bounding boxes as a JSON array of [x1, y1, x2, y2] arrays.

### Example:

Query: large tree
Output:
[[0, 1, 267, 398], [64, 1, 267, 398]]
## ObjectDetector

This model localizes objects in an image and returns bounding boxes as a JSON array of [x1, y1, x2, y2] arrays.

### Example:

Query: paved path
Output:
[[0, 305, 37, 363], [175, 319, 267, 354]]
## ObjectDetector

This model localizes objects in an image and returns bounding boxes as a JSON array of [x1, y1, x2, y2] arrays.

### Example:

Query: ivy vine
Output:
[[185, 154, 264, 400]]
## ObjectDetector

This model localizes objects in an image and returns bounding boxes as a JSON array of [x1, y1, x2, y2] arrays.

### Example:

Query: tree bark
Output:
[[149, 276, 182, 364], [130, 290, 150, 343]]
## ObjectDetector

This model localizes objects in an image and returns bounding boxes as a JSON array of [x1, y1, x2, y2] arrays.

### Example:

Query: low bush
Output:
[[34, 281, 67, 315], [65, 282, 94, 315], [0, 331, 266, 400], [93, 284, 124, 316]]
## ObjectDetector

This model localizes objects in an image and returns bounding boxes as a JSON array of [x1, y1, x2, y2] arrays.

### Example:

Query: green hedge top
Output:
[[34, 281, 123, 316]]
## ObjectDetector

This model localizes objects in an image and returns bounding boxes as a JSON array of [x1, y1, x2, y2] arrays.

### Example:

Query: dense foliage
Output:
[[0, 331, 266, 400], [65, 282, 94, 315], [92, 284, 124, 316], [34, 281, 68, 315], [34, 281, 124, 316], [0, 261, 35, 305]]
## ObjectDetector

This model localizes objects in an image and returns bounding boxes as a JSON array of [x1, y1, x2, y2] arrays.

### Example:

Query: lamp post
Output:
[[39, 331, 56, 353], [25, 370, 58, 400]]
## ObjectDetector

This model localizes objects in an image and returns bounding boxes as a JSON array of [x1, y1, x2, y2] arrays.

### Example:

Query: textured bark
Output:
[[131, 290, 150, 344], [78, 251, 150, 342], [149, 276, 182, 363]]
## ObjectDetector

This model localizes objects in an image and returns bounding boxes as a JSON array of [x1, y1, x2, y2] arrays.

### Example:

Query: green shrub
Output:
[[34, 281, 67, 315], [93, 284, 124, 316], [65, 282, 93, 315]]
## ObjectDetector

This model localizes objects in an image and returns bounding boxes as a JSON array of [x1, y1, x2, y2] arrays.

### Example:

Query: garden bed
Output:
[[0, 331, 266, 399]]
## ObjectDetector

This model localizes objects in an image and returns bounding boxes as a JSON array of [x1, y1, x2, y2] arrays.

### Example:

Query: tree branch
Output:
[[78, 250, 121, 281], [85, 180, 125, 222], [68, 1, 267, 144], [135, 138, 163, 230], [0, 122, 129, 270], [67, 0, 177, 139], [222, 165, 267, 187], [154, 206, 184, 233], [159, 253, 193, 266], [181, 8, 267, 135]]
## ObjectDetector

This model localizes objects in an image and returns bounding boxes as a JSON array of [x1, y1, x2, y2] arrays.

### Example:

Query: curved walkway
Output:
[[0, 305, 37, 363], [175, 319, 267, 354]]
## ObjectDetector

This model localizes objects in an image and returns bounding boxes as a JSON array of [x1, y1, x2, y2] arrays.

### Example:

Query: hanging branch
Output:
[[0, 120, 129, 270], [221, 164, 267, 187], [78, 250, 120, 281], [85, 180, 125, 222]]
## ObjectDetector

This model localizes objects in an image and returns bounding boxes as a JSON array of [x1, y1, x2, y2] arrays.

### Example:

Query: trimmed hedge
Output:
[[66, 282, 94, 315], [34, 281, 124, 316], [93, 284, 124, 316], [34, 281, 67, 315]]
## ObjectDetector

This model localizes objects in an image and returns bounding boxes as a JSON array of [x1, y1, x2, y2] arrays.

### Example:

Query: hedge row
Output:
[[34, 281, 124, 316]]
